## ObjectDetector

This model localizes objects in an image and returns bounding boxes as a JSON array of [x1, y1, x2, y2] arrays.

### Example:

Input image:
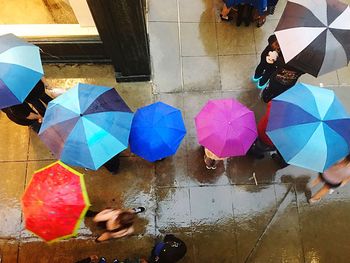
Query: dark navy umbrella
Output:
[[129, 102, 186, 162]]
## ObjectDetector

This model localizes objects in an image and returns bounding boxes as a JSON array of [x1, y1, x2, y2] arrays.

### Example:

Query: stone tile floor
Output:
[[1, 0, 350, 262]]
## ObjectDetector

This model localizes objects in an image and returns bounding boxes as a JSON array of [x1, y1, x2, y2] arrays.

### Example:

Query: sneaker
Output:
[[133, 207, 146, 214], [329, 189, 335, 194], [257, 80, 269, 90], [211, 166, 217, 170], [252, 75, 262, 82], [113, 259, 120, 263], [206, 165, 211, 170], [99, 257, 107, 263]]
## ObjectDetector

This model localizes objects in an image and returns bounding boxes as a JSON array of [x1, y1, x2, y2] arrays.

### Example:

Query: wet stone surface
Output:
[[2, 0, 350, 262]]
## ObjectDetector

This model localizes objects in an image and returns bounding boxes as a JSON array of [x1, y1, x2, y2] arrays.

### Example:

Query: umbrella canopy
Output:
[[0, 33, 44, 108], [275, 0, 350, 77], [195, 98, 257, 158], [39, 83, 133, 170], [266, 83, 350, 172], [129, 102, 186, 162], [22, 161, 90, 242]]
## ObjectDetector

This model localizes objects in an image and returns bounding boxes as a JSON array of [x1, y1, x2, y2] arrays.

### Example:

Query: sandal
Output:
[[220, 14, 233, 21], [308, 198, 321, 204]]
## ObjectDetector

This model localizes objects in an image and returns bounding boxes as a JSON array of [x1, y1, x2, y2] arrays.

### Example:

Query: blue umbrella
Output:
[[39, 83, 133, 170], [129, 102, 186, 162], [0, 34, 44, 108], [266, 83, 350, 172]]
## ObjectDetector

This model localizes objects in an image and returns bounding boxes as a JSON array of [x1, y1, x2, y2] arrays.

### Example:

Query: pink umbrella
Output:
[[195, 98, 257, 158]]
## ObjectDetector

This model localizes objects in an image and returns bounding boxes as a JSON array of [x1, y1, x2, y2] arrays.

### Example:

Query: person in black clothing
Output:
[[104, 154, 120, 174], [236, 4, 254, 26], [252, 34, 281, 89], [25, 78, 53, 116], [1, 102, 43, 133], [149, 234, 187, 263], [261, 63, 305, 103]]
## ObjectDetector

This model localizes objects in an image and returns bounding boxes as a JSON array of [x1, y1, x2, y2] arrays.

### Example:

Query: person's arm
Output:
[[93, 209, 115, 222]]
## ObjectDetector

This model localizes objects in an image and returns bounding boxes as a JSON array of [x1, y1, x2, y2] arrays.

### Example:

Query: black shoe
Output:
[[132, 207, 146, 214]]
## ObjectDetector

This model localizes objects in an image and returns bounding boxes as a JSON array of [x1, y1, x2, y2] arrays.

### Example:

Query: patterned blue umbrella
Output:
[[39, 83, 133, 170], [129, 102, 186, 162], [0, 34, 44, 108], [266, 83, 350, 172]]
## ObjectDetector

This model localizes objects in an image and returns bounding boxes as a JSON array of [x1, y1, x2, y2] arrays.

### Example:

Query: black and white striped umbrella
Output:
[[275, 0, 350, 77]]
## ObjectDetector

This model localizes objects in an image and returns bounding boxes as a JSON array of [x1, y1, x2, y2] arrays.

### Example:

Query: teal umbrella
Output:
[[266, 83, 350, 172]]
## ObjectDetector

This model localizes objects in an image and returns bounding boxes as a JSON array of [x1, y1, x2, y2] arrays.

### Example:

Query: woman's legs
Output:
[[309, 184, 331, 203], [204, 155, 218, 169], [310, 175, 322, 188]]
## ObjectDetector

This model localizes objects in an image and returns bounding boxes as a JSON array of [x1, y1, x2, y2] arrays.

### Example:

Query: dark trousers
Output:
[[104, 154, 120, 174], [261, 78, 293, 103], [236, 4, 253, 26], [254, 62, 277, 86]]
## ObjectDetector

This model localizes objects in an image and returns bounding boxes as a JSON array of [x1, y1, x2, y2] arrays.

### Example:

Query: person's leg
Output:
[[220, 3, 232, 20], [30, 121, 42, 134], [104, 154, 120, 174], [40, 92, 53, 104], [30, 98, 47, 116], [309, 174, 322, 188], [309, 184, 331, 203], [244, 4, 254, 26], [204, 155, 215, 169], [259, 65, 276, 86], [236, 4, 244, 26], [253, 62, 265, 80]]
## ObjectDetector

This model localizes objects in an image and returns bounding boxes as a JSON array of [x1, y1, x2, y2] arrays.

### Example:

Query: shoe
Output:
[[211, 166, 217, 170], [133, 207, 146, 214], [113, 259, 120, 263], [329, 189, 335, 194], [308, 198, 321, 204], [220, 14, 233, 21], [206, 165, 211, 170], [252, 75, 262, 82], [98, 257, 107, 263], [257, 80, 269, 90]]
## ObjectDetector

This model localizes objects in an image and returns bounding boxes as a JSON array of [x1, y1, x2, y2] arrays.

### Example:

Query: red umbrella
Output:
[[22, 161, 90, 242]]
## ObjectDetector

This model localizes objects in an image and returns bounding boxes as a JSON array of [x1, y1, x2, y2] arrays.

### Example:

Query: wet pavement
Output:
[[1, 0, 350, 262]]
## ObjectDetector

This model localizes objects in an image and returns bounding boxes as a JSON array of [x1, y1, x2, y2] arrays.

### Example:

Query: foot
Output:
[[329, 189, 335, 194], [98, 257, 107, 263], [133, 207, 146, 214], [257, 80, 269, 90], [113, 259, 120, 263], [211, 166, 217, 170], [308, 198, 321, 204], [252, 75, 262, 82], [206, 165, 212, 170], [220, 14, 232, 21]]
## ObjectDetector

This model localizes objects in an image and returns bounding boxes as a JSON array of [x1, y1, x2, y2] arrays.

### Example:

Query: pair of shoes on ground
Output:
[[251, 75, 269, 89], [98, 258, 119, 263]]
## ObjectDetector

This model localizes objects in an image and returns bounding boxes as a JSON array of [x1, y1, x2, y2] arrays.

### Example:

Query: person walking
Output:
[[204, 147, 226, 170], [309, 155, 350, 203], [252, 34, 281, 90], [86, 207, 145, 242]]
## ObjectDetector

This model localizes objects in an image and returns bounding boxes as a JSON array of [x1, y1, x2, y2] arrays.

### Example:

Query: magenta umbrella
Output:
[[195, 98, 257, 158]]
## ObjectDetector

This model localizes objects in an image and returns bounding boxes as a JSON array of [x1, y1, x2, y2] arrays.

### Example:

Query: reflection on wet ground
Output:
[[2, 0, 350, 261]]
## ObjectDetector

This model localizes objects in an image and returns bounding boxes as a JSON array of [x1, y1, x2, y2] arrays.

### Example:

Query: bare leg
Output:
[[310, 175, 322, 188], [221, 4, 231, 17], [309, 184, 331, 203]]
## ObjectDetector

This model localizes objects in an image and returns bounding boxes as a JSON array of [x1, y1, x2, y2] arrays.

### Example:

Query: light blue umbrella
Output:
[[129, 102, 186, 162], [39, 83, 133, 170], [266, 83, 350, 172], [0, 34, 44, 108]]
